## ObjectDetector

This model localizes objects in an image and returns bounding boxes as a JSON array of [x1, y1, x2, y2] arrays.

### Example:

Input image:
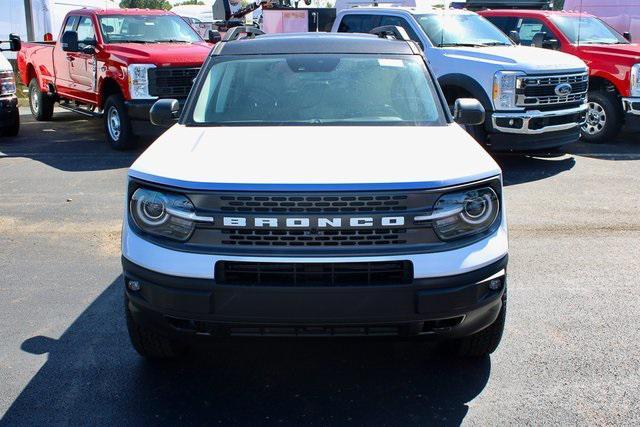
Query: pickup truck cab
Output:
[[480, 9, 640, 143], [332, 7, 589, 152], [0, 35, 21, 137], [17, 8, 212, 149], [122, 28, 508, 360]]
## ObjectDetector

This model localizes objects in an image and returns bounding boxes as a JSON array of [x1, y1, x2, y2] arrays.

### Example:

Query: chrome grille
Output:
[[516, 72, 588, 107]]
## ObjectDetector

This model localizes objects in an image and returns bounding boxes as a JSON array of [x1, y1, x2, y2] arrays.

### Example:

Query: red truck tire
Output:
[[582, 90, 623, 144], [28, 78, 54, 121], [104, 94, 136, 150]]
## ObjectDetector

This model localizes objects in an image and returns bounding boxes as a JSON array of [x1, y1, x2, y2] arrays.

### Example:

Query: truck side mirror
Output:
[[61, 31, 79, 52], [624, 31, 632, 42], [208, 30, 222, 43], [150, 99, 180, 127], [508, 30, 520, 44], [454, 98, 485, 126], [9, 33, 21, 52], [543, 38, 559, 50]]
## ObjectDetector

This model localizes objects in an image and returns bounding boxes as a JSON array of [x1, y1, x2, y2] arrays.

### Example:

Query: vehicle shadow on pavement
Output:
[[0, 112, 155, 172], [3, 277, 491, 426], [497, 154, 576, 186]]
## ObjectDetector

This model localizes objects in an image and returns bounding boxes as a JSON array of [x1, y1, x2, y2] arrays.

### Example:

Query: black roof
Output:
[[215, 33, 416, 56]]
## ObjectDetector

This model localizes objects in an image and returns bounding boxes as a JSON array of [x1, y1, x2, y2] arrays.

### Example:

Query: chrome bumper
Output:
[[622, 97, 640, 115], [491, 104, 588, 135]]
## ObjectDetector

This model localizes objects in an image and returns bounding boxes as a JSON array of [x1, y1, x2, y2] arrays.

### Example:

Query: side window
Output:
[[61, 15, 78, 37], [76, 16, 96, 48], [379, 15, 424, 49], [516, 18, 555, 46], [486, 16, 519, 34], [337, 14, 380, 33]]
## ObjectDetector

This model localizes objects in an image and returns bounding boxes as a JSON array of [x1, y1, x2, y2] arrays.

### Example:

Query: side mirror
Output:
[[9, 33, 21, 52], [624, 31, 632, 42], [508, 30, 520, 44], [453, 98, 485, 126], [208, 30, 222, 43], [61, 31, 79, 52], [150, 99, 180, 126]]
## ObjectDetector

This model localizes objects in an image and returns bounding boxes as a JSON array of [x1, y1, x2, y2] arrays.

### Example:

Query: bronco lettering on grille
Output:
[[222, 216, 405, 228]]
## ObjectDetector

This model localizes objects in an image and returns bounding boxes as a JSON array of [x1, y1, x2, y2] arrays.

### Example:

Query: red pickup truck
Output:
[[479, 9, 640, 144], [17, 8, 213, 149]]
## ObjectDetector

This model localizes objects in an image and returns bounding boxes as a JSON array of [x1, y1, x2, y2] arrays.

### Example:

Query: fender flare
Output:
[[438, 73, 494, 113]]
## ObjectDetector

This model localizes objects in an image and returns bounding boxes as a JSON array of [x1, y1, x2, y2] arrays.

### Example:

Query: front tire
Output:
[[104, 94, 136, 150], [447, 301, 506, 358], [125, 296, 186, 360], [581, 90, 623, 143], [1, 108, 19, 137], [28, 78, 54, 121]]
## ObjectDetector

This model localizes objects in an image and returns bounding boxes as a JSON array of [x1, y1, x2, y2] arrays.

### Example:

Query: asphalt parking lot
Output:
[[1, 110, 639, 425]]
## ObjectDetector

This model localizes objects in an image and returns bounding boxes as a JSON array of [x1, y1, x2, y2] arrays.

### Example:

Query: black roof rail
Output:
[[369, 26, 411, 42], [223, 26, 266, 42]]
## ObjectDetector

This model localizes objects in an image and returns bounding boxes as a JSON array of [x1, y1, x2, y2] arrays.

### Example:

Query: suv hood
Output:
[[442, 45, 587, 73], [576, 43, 640, 65], [106, 42, 211, 66], [129, 125, 501, 191]]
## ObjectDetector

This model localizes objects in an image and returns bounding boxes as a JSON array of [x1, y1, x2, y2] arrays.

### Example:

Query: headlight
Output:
[[127, 64, 156, 100], [130, 188, 198, 241], [431, 187, 500, 241], [492, 71, 524, 111], [0, 70, 16, 95], [630, 64, 640, 97]]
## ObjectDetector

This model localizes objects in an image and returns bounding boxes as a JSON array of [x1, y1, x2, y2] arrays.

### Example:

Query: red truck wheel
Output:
[[581, 90, 623, 144], [104, 94, 136, 150], [28, 78, 54, 121]]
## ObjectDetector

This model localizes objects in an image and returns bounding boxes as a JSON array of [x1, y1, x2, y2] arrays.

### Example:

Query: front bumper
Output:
[[0, 94, 18, 127], [123, 255, 508, 339], [491, 104, 587, 135], [622, 97, 640, 116]]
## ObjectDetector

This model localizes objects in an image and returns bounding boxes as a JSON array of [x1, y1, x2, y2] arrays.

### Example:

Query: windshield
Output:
[[550, 16, 628, 45], [190, 54, 445, 126], [99, 15, 201, 44], [416, 14, 512, 47]]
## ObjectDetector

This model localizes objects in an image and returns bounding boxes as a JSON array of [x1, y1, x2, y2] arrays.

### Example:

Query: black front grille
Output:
[[148, 67, 200, 98], [218, 194, 409, 213], [523, 81, 588, 97], [215, 261, 413, 286], [221, 228, 408, 247]]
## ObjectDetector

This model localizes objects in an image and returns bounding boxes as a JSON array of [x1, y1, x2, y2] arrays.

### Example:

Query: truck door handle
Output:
[[66, 55, 75, 62]]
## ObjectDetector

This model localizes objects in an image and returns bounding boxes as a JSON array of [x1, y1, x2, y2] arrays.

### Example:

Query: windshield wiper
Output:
[[481, 42, 511, 46], [438, 43, 486, 47], [153, 39, 190, 43]]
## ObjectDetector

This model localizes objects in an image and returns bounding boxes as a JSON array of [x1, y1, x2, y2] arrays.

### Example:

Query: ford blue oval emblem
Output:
[[555, 83, 572, 96]]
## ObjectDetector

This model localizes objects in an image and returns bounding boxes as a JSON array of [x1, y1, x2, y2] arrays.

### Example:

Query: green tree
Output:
[[173, 0, 205, 5], [119, 0, 172, 10], [553, 0, 565, 10]]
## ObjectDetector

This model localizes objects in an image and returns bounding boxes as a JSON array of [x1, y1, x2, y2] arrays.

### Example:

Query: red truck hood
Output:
[[576, 43, 640, 65], [105, 42, 211, 66]]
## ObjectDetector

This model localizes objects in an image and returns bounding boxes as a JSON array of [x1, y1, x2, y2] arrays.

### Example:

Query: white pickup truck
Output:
[[122, 28, 508, 360], [0, 35, 21, 137], [332, 7, 589, 151]]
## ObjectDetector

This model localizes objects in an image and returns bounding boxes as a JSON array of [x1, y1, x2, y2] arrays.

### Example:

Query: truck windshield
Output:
[[190, 54, 445, 126], [550, 16, 628, 45], [99, 15, 201, 44], [416, 13, 512, 47]]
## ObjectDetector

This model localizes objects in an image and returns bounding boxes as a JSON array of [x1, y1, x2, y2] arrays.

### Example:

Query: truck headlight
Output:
[[0, 70, 17, 95], [130, 188, 197, 241], [631, 64, 640, 97], [493, 71, 524, 111], [432, 187, 500, 241], [127, 64, 156, 100]]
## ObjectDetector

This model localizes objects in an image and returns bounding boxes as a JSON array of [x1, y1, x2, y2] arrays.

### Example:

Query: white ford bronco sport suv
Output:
[[122, 28, 509, 359], [332, 7, 589, 151]]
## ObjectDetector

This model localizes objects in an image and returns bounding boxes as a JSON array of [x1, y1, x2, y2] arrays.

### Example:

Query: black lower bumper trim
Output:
[[487, 128, 580, 152], [122, 255, 507, 339]]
